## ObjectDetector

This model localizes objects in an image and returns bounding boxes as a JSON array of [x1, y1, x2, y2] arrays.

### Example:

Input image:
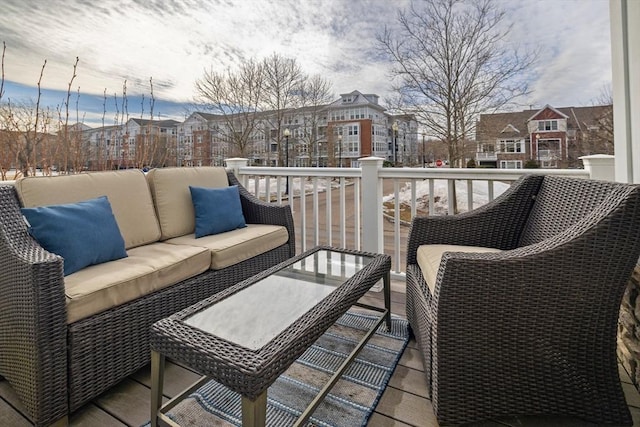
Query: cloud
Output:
[[0, 0, 612, 118]]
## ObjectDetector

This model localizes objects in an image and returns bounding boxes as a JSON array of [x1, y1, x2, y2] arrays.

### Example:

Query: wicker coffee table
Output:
[[149, 246, 391, 427]]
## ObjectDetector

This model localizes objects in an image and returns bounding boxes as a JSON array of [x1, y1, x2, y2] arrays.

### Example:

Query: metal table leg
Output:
[[242, 391, 267, 427], [383, 271, 392, 331], [150, 350, 165, 427]]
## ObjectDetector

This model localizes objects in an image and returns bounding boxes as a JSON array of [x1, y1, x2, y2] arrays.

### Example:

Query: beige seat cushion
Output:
[[165, 224, 289, 270], [65, 242, 210, 323], [417, 244, 503, 294], [146, 167, 230, 240], [15, 169, 161, 249]]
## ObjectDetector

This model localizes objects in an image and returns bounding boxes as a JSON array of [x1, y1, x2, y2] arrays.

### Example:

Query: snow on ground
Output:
[[246, 176, 510, 215], [384, 179, 511, 215]]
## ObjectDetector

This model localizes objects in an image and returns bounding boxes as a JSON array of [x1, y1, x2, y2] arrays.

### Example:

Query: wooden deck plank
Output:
[[70, 404, 127, 427], [386, 365, 429, 399], [397, 346, 424, 372], [367, 412, 414, 426], [374, 386, 438, 427], [0, 381, 29, 417], [131, 360, 202, 399], [0, 398, 31, 426], [92, 378, 166, 427]]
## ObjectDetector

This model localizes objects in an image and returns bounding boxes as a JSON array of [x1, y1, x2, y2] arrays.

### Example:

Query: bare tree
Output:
[[378, 0, 535, 167], [260, 53, 304, 166], [297, 74, 333, 166], [195, 59, 264, 157], [0, 59, 52, 179], [0, 42, 5, 103], [590, 85, 614, 155]]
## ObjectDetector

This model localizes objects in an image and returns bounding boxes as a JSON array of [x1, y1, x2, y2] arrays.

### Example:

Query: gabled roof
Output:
[[329, 90, 382, 109], [129, 118, 181, 128], [528, 104, 569, 121], [500, 124, 520, 134]]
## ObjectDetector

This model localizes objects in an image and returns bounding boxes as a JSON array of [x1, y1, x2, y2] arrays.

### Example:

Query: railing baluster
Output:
[[339, 177, 346, 249], [467, 179, 473, 212], [265, 176, 271, 202], [300, 177, 307, 252], [429, 179, 435, 216], [354, 179, 361, 250], [488, 180, 495, 201], [410, 179, 417, 219], [394, 179, 401, 274], [326, 180, 332, 246], [447, 179, 455, 215], [313, 177, 319, 246]]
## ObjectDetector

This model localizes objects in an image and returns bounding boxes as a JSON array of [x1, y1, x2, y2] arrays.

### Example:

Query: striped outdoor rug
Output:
[[162, 311, 409, 426]]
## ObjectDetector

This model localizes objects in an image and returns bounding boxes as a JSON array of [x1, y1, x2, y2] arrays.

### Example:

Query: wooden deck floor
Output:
[[1, 280, 639, 426]]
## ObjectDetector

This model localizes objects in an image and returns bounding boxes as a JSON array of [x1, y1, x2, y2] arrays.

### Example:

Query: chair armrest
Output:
[[227, 172, 296, 257], [0, 185, 68, 425], [406, 175, 543, 265]]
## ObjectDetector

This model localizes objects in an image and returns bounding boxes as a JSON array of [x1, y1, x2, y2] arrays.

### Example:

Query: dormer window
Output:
[[343, 96, 353, 103], [538, 120, 558, 131]]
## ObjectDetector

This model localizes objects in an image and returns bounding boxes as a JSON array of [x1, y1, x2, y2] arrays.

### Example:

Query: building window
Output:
[[500, 160, 522, 169], [347, 125, 359, 135], [497, 139, 524, 153], [538, 120, 558, 131]]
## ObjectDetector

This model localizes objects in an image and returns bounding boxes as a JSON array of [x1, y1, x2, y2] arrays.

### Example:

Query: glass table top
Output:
[[184, 249, 373, 350]]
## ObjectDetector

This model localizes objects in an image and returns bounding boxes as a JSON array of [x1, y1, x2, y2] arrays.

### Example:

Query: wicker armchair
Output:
[[406, 175, 640, 426]]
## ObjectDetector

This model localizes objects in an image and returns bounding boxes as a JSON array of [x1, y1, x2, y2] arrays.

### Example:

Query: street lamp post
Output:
[[284, 128, 290, 195], [338, 133, 343, 167], [392, 122, 398, 166], [422, 132, 426, 167]]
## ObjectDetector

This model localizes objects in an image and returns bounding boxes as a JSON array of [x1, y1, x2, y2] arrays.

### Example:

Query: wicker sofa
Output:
[[406, 174, 640, 426], [0, 166, 295, 426]]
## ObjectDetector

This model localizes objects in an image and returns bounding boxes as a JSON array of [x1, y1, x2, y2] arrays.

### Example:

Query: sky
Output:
[[0, 0, 612, 127]]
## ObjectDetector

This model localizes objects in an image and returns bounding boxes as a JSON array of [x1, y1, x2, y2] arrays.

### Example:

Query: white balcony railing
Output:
[[476, 152, 498, 161], [226, 156, 609, 278]]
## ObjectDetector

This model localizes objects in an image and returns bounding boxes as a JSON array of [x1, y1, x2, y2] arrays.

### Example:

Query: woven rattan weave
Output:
[[0, 171, 295, 426], [406, 175, 640, 426]]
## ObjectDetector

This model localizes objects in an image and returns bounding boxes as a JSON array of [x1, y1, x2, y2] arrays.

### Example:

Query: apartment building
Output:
[[475, 104, 613, 169], [84, 118, 180, 169], [82, 91, 418, 169], [176, 90, 417, 168]]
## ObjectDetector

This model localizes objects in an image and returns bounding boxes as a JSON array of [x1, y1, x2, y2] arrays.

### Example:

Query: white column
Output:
[[610, 0, 640, 183], [224, 158, 249, 181], [579, 154, 615, 181], [360, 157, 384, 254]]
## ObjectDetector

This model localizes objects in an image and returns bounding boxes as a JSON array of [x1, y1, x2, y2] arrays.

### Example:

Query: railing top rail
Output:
[[238, 166, 362, 178], [377, 167, 590, 180], [237, 166, 590, 181]]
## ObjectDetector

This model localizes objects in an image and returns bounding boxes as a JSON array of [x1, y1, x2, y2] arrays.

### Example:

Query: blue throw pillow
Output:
[[189, 185, 247, 238], [21, 196, 128, 276]]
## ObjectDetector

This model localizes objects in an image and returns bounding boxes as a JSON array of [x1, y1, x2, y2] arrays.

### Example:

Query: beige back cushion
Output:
[[15, 169, 161, 249], [146, 167, 230, 240]]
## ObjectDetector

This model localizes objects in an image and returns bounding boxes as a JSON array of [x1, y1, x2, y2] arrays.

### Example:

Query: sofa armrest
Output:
[[227, 172, 296, 257], [406, 174, 543, 265], [0, 185, 68, 425]]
